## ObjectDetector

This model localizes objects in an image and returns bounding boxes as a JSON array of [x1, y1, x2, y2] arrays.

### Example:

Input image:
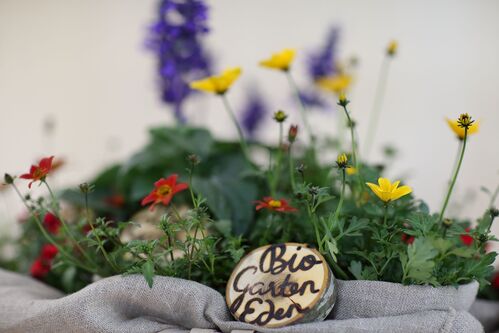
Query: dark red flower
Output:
[[40, 244, 58, 260], [106, 194, 125, 208], [30, 258, 51, 279], [20, 156, 54, 188], [460, 227, 474, 246], [43, 212, 61, 234], [401, 233, 415, 245], [141, 174, 188, 211], [492, 272, 499, 289], [255, 197, 297, 213]]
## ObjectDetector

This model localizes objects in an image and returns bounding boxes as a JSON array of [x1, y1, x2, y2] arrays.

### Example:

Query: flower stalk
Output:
[[438, 127, 469, 223], [221, 94, 252, 164]]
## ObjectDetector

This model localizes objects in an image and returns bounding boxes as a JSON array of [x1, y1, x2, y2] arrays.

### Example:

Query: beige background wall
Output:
[[0, 0, 498, 257]]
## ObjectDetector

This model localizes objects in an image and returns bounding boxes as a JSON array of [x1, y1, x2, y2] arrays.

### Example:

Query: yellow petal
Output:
[[390, 180, 400, 192], [260, 49, 296, 70], [317, 74, 352, 94], [190, 78, 217, 93], [378, 178, 392, 192], [446, 118, 479, 139], [190, 67, 242, 94], [391, 185, 412, 201], [366, 182, 387, 202]]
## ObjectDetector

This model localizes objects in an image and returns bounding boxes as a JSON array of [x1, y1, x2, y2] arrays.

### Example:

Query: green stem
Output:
[[188, 169, 198, 209], [10, 183, 96, 273], [221, 94, 252, 164], [439, 128, 468, 223], [288, 143, 296, 192], [285, 71, 314, 144], [271, 123, 284, 196], [340, 105, 359, 170], [332, 169, 346, 223], [489, 185, 499, 208], [84, 191, 119, 273], [326, 254, 349, 280], [364, 56, 392, 158], [44, 181, 96, 267], [383, 203, 389, 225]]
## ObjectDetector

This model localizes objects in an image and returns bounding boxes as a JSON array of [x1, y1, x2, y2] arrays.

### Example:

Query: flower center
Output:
[[268, 200, 282, 208], [157, 184, 172, 196]]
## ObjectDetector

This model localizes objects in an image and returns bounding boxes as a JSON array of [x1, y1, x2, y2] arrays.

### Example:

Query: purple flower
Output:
[[240, 90, 268, 138], [307, 27, 340, 81], [146, 0, 212, 123]]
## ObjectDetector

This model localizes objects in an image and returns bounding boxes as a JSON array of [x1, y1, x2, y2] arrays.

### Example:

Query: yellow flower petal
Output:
[[366, 182, 384, 201], [378, 178, 392, 192], [317, 74, 352, 94], [391, 185, 412, 201], [190, 67, 242, 94], [259, 49, 296, 71]]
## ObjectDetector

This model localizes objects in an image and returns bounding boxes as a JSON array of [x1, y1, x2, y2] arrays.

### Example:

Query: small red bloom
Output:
[[30, 258, 51, 279], [492, 272, 499, 289], [460, 227, 474, 246], [106, 194, 125, 207], [141, 174, 188, 211], [43, 212, 61, 234], [255, 197, 297, 213], [401, 233, 415, 245], [20, 156, 54, 188], [40, 244, 58, 260]]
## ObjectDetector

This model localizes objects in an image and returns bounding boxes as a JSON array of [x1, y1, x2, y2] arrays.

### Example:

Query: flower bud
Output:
[[443, 218, 453, 228], [288, 125, 298, 143], [336, 153, 348, 169], [273, 110, 288, 123], [3, 173, 14, 185], [489, 207, 499, 218], [457, 113, 474, 129], [186, 154, 201, 166], [79, 182, 95, 194], [387, 40, 398, 56], [337, 93, 350, 107]]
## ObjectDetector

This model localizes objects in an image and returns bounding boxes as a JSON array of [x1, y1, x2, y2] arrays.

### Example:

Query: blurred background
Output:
[[0, 0, 498, 257]]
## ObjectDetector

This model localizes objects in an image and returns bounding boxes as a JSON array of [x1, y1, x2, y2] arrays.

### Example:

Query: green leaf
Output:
[[142, 260, 155, 288], [401, 238, 438, 283], [326, 239, 339, 262], [349, 261, 363, 280]]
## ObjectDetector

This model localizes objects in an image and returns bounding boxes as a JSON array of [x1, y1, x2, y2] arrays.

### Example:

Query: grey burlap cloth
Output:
[[0, 268, 483, 333]]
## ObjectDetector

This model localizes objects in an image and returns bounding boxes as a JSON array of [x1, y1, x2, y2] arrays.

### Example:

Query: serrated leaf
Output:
[[402, 238, 438, 283], [326, 239, 339, 262]]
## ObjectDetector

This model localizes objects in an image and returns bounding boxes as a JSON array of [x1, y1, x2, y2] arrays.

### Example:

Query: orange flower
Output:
[[141, 174, 188, 211], [255, 197, 297, 213], [20, 156, 54, 188]]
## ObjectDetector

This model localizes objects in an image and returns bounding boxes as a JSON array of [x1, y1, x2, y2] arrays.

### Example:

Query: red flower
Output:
[[141, 174, 188, 211], [255, 197, 297, 212], [30, 258, 51, 279], [460, 227, 474, 246], [492, 272, 499, 289], [43, 212, 61, 234], [40, 244, 58, 260], [288, 125, 298, 143], [401, 233, 415, 245], [20, 156, 54, 188], [106, 194, 125, 207]]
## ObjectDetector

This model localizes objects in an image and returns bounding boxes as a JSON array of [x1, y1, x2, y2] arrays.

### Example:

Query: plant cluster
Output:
[[1, 44, 497, 295]]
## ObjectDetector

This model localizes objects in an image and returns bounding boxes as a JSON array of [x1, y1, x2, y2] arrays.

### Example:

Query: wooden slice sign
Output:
[[226, 243, 337, 328]]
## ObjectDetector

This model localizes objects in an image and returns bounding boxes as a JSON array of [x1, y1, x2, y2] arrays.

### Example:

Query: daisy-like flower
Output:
[[336, 153, 348, 169], [189, 67, 241, 95], [20, 156, 54, 188], [30, 258, 51, 279], [366, 177, 412, 203], [255, 197, 297, 213], [141, 174, 188, 211], [259, 48, 296, 71], [446, 118, 479, 140], [317, 74, 352, 94], [40, 244, 58, 261], [460, 227, 474, 246]]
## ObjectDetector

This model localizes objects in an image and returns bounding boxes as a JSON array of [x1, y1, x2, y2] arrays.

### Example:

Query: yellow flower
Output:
[[259, 49, 296, 71], [446, 118, 479, 140], [317, 74, 352, 94], [346, 167, 357, 175], [189, 67, 242, 95], [366, 177, 412, 203], [387, 40, 398, 56]]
